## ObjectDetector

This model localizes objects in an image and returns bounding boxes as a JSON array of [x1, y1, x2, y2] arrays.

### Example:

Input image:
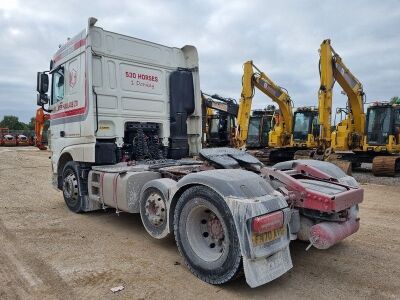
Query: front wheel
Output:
[[173, 186, 242, 285], [62, 161, 83, 213]]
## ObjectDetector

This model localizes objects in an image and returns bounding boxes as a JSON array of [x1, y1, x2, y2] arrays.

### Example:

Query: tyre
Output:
[[62, 161, 83, 213], [140, 187, 168, 239], [173, 186, 242, 285]]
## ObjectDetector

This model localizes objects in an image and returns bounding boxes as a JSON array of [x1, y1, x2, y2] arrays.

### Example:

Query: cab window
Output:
[[52, 68, 64, 104]]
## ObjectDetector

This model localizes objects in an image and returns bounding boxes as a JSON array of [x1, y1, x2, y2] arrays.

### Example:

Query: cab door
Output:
[[48, 66, 66, 152]]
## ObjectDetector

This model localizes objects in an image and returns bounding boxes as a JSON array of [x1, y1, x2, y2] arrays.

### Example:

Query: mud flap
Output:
[[223, 194, 292, 287], [243, 246, 292, 288]]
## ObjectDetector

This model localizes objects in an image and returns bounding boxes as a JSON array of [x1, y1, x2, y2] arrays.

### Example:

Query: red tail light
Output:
[[252, 211, 283, 234]]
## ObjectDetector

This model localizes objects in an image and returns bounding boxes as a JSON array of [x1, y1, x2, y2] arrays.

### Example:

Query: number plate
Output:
[[252, 227, 286, 246]]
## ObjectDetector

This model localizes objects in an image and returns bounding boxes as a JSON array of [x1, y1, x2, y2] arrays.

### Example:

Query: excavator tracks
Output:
[[372, 156, 400, 177]]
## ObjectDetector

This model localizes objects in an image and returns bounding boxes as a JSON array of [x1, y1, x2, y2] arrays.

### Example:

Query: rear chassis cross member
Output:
[[260, 163, 363, 249], [261, 163, 363, 213]]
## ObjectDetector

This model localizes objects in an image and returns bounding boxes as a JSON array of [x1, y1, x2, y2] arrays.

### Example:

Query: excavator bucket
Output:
[[325, 154, 352, 175]]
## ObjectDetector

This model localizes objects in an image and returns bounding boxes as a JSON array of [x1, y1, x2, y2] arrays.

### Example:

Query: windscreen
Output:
[[367, 107, 391, 145], [293, 112, 312, 141], [246, 117, 261, 147], [209, 118, 220, 134], [248, 117, 261, 137]]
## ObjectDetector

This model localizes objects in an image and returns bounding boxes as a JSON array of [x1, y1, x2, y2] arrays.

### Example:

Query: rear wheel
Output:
[[173, 186, 242, 285], [62, 161, 83, 213], [140, 187, 168, 238]]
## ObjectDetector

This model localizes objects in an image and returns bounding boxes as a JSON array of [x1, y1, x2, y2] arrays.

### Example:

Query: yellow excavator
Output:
[[235, 60, 318, 163], [318, 39, 400, 176], [202, 92, 239, 147]]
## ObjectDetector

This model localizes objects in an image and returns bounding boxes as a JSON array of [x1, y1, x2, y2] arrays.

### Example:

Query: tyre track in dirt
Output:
[[0, 147, 399, 299], [0, 218, 76, 299]]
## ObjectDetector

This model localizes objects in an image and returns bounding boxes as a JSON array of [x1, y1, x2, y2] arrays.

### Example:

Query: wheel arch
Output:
[[168, 169, 265, 234], [168, 183, 205, 234], [57, 152, 73, 189]]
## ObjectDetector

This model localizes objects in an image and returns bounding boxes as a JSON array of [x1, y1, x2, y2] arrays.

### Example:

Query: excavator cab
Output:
[[366, 103, 399, 146], [202, 92, 238, 147], [292, 108, 319, 144], [207, 112, 236, 146], [247, 107, 275, 149]]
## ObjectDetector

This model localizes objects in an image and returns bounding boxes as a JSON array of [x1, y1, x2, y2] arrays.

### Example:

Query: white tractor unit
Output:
[[36, 18, 363, 288]]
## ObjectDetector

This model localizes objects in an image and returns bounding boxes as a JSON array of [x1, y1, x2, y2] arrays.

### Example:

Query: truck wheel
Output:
[[140, 187, 168, 239], [62, 161, 83, 213], [174, 186, 242, 285]]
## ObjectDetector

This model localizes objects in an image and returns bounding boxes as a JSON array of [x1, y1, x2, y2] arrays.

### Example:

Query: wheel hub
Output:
[[63, 172, 78, 200], [145, 192, 166, 227], [185, 204, 228, 262], [208, 215, 224, 240]]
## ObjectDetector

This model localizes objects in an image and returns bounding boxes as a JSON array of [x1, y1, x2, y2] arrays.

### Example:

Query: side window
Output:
[[395, 109, 400, 124], [52, 68, 65, 104], [312, 115, 319, 136]]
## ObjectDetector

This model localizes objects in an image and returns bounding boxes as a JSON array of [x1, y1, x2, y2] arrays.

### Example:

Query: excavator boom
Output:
[[318, 39, 365, 149], [236, 61, 293, 148], [318, 40, 334, 145]]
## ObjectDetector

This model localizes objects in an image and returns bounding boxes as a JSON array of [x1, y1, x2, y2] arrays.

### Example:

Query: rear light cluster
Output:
[[252, 211, 283, 234]]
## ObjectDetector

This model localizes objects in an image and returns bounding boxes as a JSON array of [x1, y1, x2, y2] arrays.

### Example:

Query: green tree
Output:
[[390, 96, 400, 104], [0, 115, 28, 130], [28, 117, 36, 130]]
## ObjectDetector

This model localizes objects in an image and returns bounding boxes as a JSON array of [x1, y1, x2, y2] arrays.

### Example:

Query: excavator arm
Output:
[[318, 40, 334, 146], [35, 107, 50, 150], [236, 61, 293, 148], [202, 93, 239, 116], [318, 39, 365, 150], [332, 51, 365, 136]]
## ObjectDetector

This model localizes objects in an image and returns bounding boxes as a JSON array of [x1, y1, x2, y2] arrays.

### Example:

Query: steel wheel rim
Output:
[[63, 170, 79, 205], [185, 201, 229, 262], [145, 192, 166, 227]]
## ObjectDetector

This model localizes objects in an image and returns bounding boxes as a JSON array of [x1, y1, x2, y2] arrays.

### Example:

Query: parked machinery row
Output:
[[232, 40, 399, 176], [0, 128, 33, 146]]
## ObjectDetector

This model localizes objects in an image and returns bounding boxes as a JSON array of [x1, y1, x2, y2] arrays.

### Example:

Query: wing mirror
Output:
[[37, 93, 49, 106], [37, 72, 49, 94]]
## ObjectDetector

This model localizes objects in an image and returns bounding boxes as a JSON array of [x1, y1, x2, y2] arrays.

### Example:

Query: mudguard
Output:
[[140, 178, 177, 239], [175, 169, 293, 287]]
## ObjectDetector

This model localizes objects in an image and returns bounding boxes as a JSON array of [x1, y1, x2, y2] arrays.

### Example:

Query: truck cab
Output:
[[36, 18, 202, 188]]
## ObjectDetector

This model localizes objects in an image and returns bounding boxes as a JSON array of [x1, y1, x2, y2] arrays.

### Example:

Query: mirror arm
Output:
[[42, 105, 52, 113]]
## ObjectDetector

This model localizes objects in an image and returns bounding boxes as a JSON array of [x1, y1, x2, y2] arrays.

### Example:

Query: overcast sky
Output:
[[0, 0, 399, 122]]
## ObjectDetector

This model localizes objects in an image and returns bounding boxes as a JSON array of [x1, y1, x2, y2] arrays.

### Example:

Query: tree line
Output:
[[0, 115, 49, 131]]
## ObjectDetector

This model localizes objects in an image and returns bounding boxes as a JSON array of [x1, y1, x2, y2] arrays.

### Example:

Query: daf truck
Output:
[[35, 18, 363, 288]]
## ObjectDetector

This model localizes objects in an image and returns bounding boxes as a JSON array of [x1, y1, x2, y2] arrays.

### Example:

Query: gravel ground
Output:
[[0, 147, 399, 299], [352, 163, 400, 186]]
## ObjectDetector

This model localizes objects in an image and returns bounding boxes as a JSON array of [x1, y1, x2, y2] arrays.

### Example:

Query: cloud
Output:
[[0, 0, 399, 122]]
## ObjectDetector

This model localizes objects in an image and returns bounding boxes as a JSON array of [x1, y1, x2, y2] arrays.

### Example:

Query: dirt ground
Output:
[[0, 147, 399, 300]]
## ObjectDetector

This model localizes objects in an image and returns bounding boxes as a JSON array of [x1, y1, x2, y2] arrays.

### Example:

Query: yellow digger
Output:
[[318, 39, 400, 176], [235, 61, 318, 163]]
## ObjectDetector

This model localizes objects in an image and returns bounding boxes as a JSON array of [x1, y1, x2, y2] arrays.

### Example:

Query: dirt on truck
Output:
[[0, 147, 399, 299], [29, 17, 370, 289]]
